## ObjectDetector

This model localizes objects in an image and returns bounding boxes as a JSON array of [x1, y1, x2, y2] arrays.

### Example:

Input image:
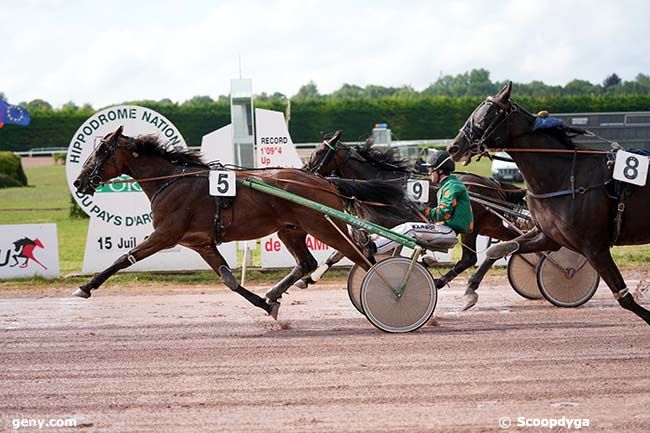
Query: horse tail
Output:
[[327, 178, 406, 205], [497, 180, 527, 205], [327, 177, 420, 228]]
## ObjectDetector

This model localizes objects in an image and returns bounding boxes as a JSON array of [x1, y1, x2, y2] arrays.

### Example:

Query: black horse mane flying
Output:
[[131, 135, 207, 167], [354, 139, 410, 171]]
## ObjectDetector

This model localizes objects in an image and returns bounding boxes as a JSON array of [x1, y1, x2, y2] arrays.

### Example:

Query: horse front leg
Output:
[[583, 248, 650, 326], [462, 227, 559, 311], [293, 251, 344, 290], [72, 230, 178, 298], [193, 245, 278, 318]]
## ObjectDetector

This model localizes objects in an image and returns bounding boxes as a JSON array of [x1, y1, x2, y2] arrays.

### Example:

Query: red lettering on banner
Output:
[[306, 236, 329, 251], [264, 238, 282, 252]]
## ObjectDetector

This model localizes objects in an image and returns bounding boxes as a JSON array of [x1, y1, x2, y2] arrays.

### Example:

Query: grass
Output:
[[0, 161, 648, 289], [0, 164, 88, 274]]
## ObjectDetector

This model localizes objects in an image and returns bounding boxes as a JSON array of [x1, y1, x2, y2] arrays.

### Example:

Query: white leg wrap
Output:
[[127, 254, 137, 265], [310, 264, 329, 282], [613, 287, 629, 300]]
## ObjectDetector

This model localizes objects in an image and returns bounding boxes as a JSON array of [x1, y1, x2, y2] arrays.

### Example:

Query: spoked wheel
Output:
[[346, 264, 367, 315], [360, 257, 437, 333], [507, 253, 543, 300], [536, 248, 600, 308]]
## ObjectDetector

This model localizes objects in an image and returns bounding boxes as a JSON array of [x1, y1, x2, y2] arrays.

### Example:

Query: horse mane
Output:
[[354, 139, 410, 171], [131, 135, 207, 167], [514, 101, 576, 149], [531, 127, 576, 149]]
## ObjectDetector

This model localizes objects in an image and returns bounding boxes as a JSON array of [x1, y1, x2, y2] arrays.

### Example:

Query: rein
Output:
[[491, 147, 611, 155], [99, 169, 211, 186]]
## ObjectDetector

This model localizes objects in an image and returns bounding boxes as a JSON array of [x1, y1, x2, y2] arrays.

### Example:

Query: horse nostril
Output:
[[448, 145, 459, 155], [73, 180, 81, 188]]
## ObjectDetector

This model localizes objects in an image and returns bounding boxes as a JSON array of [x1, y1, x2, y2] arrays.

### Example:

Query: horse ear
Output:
[[498, 81, 512, 102], [114, 125, 124, 137]]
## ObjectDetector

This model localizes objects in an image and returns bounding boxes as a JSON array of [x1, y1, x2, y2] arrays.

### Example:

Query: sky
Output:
[[2, 0, 650, 108]]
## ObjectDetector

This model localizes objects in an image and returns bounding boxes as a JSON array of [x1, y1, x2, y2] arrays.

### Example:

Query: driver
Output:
[[373, 150, 474, 254]]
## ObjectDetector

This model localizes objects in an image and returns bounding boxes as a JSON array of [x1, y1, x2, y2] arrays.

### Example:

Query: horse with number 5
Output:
[[72, 126, 416, 318], [447, 82, 650, 326]]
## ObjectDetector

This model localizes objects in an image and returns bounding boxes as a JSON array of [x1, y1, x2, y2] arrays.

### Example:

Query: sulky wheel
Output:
[[507, 253, 543, 300], [536, 248, 600, 308], [360, 257, 437, 333], [347, 264, 367, 315]]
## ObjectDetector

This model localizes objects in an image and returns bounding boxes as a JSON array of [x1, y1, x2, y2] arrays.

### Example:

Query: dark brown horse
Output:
[[72, 126, 411, 318], [447, 82, 650, 326], [302, 133, 527, 290]]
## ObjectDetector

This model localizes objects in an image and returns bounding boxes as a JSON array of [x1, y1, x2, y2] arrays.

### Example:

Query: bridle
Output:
[[458, 96, 518, 161], [308, 138, 340, 174], [81, 135, 137, 191]]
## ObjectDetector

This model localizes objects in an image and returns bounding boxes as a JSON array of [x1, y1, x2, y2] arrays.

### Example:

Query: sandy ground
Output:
[[1, 275, 649, 433]]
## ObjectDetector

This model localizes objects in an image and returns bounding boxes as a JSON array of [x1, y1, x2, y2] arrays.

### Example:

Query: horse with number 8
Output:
[[447, 82, 650, 326], [72, 126, 415, 319]]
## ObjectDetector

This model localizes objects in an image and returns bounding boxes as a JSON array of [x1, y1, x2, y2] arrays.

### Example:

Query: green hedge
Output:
[[0, 151, 28, 188], [2, 95, 650, 151]]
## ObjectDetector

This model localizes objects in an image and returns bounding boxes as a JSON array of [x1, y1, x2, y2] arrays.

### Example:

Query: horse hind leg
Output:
[[462, 228, 558, 311], [584, 249, 650, 326], [265, 228, 318, 302], [435, 232, 478, 290], [194, 245, 278, 318], [294, 251, 344, 290]]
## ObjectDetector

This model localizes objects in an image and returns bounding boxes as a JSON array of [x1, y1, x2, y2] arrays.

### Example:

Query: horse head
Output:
[[306, 130, 345, 175], [447, 82, 517, 165], [73, 125, 133, 196]]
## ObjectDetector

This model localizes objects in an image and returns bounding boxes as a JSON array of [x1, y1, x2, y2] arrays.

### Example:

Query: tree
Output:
[[0, 92, 6, 101], [183, 95, 215, 106], [563, 79, 600, 96], [294, 81, 321, 99], [25, 99, 53, 111], [60, 101, 79, 112], [603, 73, 621, 88], [603, 73, 622, 88], [331, 83, 364, 99]]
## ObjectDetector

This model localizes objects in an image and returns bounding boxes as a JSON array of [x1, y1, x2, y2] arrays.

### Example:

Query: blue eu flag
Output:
[[0, 99, 31, 127]]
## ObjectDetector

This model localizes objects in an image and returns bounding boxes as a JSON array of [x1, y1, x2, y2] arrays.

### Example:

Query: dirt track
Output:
[[1, 275, 649, 433]]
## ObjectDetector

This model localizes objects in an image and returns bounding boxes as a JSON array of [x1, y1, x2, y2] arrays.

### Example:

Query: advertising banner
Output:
[[67, 105, 235, 273], [0, 224, 60, 279]]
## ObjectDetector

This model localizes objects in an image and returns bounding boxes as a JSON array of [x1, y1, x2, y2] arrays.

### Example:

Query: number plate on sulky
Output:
[[613, 150, 648, 186], [407, 179, 430, 202], [209, 170, 236, 196]]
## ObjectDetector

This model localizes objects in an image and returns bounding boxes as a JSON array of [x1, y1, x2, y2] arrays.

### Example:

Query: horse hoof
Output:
[[73, 288, 91, 299], [219, 266, 238, 291], [268, 301, 280, 320], [293, 280, 308, 290], [422, 256, 437, 268], [462, 292, 479, 311]]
